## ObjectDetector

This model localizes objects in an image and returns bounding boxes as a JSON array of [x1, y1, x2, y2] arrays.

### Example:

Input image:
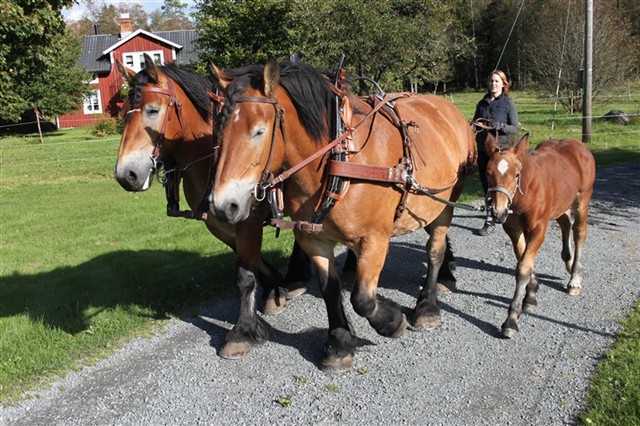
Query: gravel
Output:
[[2, 162, 639, 426]]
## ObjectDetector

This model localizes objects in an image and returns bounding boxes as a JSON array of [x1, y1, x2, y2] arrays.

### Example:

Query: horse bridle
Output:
[[233, 96, 285, 201], [128, 78, 183, 171], [486, 167, 523, 216]]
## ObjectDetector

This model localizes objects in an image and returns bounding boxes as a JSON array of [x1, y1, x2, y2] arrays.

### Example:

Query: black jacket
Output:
[[473, 92, 519, 150]]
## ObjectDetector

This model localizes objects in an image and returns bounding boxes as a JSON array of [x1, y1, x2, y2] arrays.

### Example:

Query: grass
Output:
[[0, 89, 639, 411]]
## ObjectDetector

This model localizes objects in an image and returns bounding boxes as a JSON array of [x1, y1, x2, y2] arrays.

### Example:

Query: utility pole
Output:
[[582, 0, 593, 143]]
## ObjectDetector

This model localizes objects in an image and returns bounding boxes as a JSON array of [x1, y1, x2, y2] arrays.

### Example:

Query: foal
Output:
[[484, 134, 596, 338]]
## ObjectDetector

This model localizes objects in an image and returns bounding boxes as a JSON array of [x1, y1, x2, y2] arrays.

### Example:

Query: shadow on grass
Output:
[[0, 249, 285, 335]]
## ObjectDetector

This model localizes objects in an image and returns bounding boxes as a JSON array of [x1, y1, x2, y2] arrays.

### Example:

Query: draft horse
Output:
[[113, 55, 313, 358], [209, 60, 475, 371], [484, 134, 596, 338]]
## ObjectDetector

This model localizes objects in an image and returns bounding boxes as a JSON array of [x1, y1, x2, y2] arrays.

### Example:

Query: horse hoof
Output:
[[523, 303, 536, 313], [567, 286, 581, 296], [501, 327, 518, 339], [219, 341, 252, 360], [284, 282, 307, 300], [391, 314, 408, 338], [437, 281, 456, 293], [264, 294, 287, 316], [412, 314, 440, 330], [321, 355, 353, 373]]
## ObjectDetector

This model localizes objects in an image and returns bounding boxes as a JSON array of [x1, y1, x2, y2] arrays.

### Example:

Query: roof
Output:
[[77, 29, 199, 73]]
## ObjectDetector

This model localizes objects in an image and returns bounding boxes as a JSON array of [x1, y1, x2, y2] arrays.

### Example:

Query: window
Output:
[[122, 50, 164, 72], [83, 90, 102, 114]]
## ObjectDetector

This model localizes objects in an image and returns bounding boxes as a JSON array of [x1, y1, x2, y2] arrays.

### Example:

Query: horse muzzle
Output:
[[114, 153, 155, 192], [210, 182, 254, 224]]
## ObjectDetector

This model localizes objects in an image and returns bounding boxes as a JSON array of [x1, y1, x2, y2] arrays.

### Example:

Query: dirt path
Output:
[[2, 162, 639, 426]]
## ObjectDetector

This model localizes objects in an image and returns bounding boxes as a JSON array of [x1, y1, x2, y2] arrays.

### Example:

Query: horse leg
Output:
[[296, 235, 355, 373], [504, 223, 537, 312], [556, 209, 574, 274], [258, 257, 288, 316], [350, 236, 408, 337], [281, 241, 311, 300], [413, 220, 451, 329], [219, 220, 268, 359], [567, 193, 591, 295], [340, 249, 357, 287], [437, 234, 457, 293], [502, 225, 546, 338]]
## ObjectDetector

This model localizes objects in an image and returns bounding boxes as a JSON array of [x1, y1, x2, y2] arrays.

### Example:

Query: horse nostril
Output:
[[127, 170, 138, 184], [227, 203, 239, 217]]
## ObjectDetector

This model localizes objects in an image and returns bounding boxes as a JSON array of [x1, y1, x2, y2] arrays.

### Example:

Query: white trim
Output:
[[122, 50, 165, 72], [83, 90, 103, 115], [102, 29, 182, 55]]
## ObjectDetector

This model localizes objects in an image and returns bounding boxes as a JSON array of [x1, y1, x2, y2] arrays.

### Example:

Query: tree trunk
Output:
[[35, 107, 43, 144]]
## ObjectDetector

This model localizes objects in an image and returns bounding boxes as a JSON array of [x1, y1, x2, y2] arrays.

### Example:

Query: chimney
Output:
[[119, 13, 133, 38]]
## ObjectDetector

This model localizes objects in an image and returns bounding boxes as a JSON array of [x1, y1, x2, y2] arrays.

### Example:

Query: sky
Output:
[[62, 0, 195, 21]]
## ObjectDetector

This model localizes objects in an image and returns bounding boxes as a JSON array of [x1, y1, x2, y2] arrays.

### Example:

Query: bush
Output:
[[91, 117, 119, 138]]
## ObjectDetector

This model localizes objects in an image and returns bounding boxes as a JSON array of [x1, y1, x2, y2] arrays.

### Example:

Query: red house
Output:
[[57, 15, 198, 128]]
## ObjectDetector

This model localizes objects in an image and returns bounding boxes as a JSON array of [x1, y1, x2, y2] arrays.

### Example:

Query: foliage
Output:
[[195, 0, 296, 68], [91, 116, 119, 138], [0, 0, 77, 121], [521, 0, 639, 112]]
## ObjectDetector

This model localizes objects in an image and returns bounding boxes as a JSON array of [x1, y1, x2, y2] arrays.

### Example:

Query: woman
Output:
[[472, 70, 520, 236]]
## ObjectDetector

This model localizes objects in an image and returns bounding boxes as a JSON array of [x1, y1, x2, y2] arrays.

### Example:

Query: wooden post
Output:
[[582, 0, 593, 143]]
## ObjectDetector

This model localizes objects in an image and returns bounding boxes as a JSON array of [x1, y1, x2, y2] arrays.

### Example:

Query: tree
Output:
[[195, 0, 296, 68], [0, 0, 84, 122], [67, 1, 150, 36], [522, 0, 639, 112], [149, 0, 194, 31]]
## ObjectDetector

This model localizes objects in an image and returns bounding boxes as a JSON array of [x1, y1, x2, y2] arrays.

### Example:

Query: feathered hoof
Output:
[[412, 314, 440, 331], [263, 293, 287, 316], [567, 286, 581, 296], [437, 280, 457, 293], [501, 327, 518, 339], [391, 314, 408, 338], [321, 354, 353, 374], [284, 282, 307, 300], [219, 341, 252, 360]]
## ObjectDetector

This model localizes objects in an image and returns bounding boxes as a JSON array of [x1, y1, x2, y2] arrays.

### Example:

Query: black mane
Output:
[[130, 63, 213, 121], [217, 61, 334, 144]]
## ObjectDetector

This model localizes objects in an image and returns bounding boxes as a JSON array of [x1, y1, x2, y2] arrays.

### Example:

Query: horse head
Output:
[[208, 60, 286, 224], [485, 133, 528, 223], [114, 54, 184, 192]]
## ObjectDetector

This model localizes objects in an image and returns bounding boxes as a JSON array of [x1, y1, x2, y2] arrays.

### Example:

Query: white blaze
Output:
[[497, 159, 509, 176]]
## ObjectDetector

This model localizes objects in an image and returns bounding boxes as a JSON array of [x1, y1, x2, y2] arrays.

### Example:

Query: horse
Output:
[[113, 54, 315, 359], [483, 133, 596, 339], [208, 60, 475, 371]]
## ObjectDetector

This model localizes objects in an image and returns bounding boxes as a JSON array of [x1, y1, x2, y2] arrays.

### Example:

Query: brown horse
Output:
[[484, 134, 596, 339], [209, 60, 475, 371], [113, 55, 313, 358]]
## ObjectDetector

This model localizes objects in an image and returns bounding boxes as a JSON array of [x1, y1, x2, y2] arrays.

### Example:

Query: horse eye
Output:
[[145, 106, 160, 117], [252, 127, 266, 139]]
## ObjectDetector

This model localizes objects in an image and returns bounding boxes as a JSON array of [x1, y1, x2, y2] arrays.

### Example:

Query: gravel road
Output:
[[2, 162, 639, 426]]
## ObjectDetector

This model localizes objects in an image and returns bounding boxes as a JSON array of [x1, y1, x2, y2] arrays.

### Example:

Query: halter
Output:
[[487, 170, 523, 216]]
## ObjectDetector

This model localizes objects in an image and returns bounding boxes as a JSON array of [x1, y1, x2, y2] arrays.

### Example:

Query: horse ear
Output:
[[143, 53, 159, 83], [263, 59, 280, 98], [484, 133, 500, 156], [515, 133, 530, 157], [116, 59, 136, 85], [208, 61, 232, 91]]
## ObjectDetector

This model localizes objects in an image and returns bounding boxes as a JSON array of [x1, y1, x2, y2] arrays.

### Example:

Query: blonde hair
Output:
[[488, 70, 511, 95]]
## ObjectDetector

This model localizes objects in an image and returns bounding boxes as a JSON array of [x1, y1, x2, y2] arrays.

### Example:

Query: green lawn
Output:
[[1, 89, 639, 414]]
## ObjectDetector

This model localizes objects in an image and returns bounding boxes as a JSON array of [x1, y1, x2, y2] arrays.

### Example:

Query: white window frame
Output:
[[122, 50, 164, 72], [83, 90, 102, 114]]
